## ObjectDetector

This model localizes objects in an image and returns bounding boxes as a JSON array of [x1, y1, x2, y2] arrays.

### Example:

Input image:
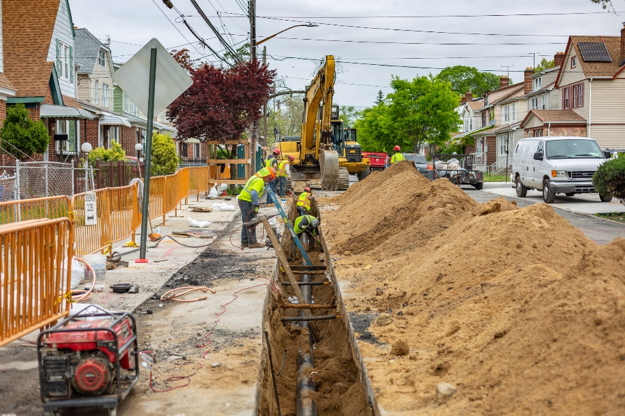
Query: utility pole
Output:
[[501, 64, 514, 79], [529, 52, 540, 69], [249, 0, 257, 172], [263, 46, 268, 148]]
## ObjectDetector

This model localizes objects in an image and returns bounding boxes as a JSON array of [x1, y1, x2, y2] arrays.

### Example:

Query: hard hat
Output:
[[394, 145, 400, 151], [311, 219, 320, 229], [304, 187, 311, 193], [268, 167, 276, 180], [273, 149, 281, 155], [287, 155, 294, 162]]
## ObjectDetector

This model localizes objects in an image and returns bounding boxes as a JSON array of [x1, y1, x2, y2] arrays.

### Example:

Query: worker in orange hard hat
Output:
[[277, 155, 294, 197], [238, 167, 276, 249], [390, 145, 405, 165]]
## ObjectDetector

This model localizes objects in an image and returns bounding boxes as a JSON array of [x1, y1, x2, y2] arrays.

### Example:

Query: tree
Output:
[[267, 93, 304, 145], [355, 103, 391, 152], [374, 90, 384, 105], [0, 103, 49, 159], [337, 104, 361, 128], [535, 58, 555, 73], [590, 0, 612, 8], [150, 132, 179, 175], [168, 53, 275, 143], [436, 66, 501, 97]]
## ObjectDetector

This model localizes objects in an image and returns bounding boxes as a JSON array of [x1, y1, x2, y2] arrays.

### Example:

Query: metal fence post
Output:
[[15, 160, 21, 221], [45, 162, 49, 197]]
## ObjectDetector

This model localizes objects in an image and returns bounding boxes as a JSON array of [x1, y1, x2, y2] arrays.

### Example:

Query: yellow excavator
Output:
[[274, 55, 363, 190]]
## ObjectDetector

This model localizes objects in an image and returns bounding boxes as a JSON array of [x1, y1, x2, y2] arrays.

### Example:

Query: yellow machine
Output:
[[273, 55, 366, 190], [337, 124, 370, 181]]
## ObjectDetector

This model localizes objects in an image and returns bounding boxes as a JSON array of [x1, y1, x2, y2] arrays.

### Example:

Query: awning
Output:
[[181, 138, 200, 144], [100, 112, 131, 128], [39, 104, 95, 120]]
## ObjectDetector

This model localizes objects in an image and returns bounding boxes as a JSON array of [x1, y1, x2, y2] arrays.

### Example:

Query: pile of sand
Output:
[[320, 166, 625, 414]]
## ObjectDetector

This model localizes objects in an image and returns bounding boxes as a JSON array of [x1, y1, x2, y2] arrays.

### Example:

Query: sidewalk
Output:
[[0, 195, 280, 416]]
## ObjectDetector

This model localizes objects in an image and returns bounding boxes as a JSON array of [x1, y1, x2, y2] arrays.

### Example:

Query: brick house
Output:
[[0, 1, 17, 125], [521, 25, 625, 148], [3, 0, 95, 164]]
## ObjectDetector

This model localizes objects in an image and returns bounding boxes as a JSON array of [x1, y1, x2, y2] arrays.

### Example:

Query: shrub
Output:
[[593, 158, 625, 199], [1, 103, 49, 159], [88, 140, 126, 164], [150, 132, 179, 176]]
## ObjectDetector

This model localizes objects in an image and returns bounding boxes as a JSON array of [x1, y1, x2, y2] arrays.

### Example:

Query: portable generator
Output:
[[37, 306, 139, 416]]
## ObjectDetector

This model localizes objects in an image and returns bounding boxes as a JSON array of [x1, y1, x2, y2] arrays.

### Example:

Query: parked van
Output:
[[511, 136, 611, 203]]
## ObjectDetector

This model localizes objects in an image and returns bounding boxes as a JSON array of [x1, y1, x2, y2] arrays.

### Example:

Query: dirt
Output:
[[320, 162, 625, 414]]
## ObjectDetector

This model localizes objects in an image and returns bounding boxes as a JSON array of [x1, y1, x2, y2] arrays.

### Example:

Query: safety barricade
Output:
[[0, 195, 71, 225], [0, 218, 73, 347], [72, 184, 140, 257], [189, 166, 209, 198]]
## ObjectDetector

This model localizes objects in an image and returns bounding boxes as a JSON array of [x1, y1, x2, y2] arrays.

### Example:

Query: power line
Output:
[[214, 11, 621, 19], [150, 0, 205, 57]]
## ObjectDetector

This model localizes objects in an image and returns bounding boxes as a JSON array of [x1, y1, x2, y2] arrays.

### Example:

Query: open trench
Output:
[[258, 198, 376, 416]]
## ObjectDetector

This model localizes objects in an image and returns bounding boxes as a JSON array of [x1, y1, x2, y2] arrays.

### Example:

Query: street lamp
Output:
[[81, 142, 92, 157], [256, 23, 318, 46], [135, 143, 143, 160]]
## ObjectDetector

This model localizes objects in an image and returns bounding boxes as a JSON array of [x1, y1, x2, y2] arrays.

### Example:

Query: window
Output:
[[504, 106, 510, 123], [98, 49, 106, 67], [482, 113, 487, 127], [64, 45, 69, 79], [180, 143, 188, 158], [530, 97, 538, 110], [534, 77, 542, 91], [194, 143, 200, 159], [476, 138, 483, 153], [537, 141, 544, 155], [571, 56, 577, 68], [469, 119, 473, 131], [94, 80, 99, 105], [533, 129, 543, 137], [564, 87, 570, 109], [563, 83, 585, 110], [497, 135, 508, 156], [464, 120, 469, 132], [56, 120, 78, 154], [573, 85, 578, 107], [103, 84, 109, 108], [541, 95, 546, 109]]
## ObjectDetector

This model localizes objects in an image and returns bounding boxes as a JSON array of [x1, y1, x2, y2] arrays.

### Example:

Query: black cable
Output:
[[219, 11, 621, 19]]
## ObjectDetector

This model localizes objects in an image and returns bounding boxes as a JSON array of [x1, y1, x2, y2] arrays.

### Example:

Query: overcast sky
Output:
[[70, 0, 624, 108]]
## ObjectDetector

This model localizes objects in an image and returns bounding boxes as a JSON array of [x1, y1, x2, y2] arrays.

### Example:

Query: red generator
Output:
[[362, 152, 388, 172], [37, 306, 139, 416]]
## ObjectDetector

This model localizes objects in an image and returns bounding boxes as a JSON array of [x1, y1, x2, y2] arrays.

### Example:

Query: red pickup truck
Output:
[[362, 152, 387, 172]]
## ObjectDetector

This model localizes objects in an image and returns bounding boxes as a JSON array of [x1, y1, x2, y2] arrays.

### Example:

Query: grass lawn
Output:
[[596, 212, 625, 222], [484, 173, 507, 182]]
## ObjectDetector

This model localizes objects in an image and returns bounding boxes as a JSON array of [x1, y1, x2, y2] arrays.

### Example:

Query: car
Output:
[[402, 153, 428, 175], [512, 136, 611, 203]]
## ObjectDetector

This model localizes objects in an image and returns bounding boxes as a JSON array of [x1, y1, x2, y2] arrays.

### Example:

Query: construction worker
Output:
[[277, 155, 294, 196], [293, 214, 320, 250], [296, 187, 313, 216], [238, 167, 276, 248], [265, 149, 280, 203], [390, 145, 405, 164]]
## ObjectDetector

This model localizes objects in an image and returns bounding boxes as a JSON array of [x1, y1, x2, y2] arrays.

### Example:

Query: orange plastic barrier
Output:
[[0, 218, 73, 346], [0, 196, 71, 225]]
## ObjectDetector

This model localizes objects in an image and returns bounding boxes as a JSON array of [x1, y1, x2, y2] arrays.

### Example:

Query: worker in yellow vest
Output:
[[297, 187, 313, 216], [238, 167, 276, 248], [277, 155, 294, 196], [264, 150, 280, 203], [293, 214, 320, 251], [390, 145, 405, 165]]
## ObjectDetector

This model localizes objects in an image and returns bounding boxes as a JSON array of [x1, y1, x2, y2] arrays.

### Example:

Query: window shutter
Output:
[[579, 83, 584, 107], [55, 39, 61, 75], [69, 46, 74, 83]]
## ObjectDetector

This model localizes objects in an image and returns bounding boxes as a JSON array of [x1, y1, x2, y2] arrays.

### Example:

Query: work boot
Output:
[[241, 243, 249, 248], [248, 242, 265, 249]]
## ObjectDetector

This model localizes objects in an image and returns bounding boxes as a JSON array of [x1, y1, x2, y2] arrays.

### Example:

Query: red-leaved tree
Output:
[[168, 50, 275, 143]]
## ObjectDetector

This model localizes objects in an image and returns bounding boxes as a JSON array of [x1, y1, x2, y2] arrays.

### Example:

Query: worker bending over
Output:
[[390, 145, 405, 164], [293, 214, 320, 250], [277, 155, 294, 197], [264, 149, 280, 203], [297, 187, 313, 216], [238, 167, 276, 249]]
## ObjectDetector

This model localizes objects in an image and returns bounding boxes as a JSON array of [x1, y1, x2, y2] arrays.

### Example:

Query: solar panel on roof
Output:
[[578, 42, 612, 63]]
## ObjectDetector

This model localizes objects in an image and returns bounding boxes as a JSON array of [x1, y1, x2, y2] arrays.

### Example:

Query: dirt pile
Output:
[[321, 171, 625, 414], [324, 162, 477, 257]]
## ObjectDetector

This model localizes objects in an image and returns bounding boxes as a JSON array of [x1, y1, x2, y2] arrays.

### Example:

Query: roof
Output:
[[40, 104, 95, 120], [523, 82, 556, 99], [75, 28, 111, 75], [477, 84, 524, 112], [0, 73, 16, 92], [531, 65, 561, 79], [520, 109, 587, 128], [62, 95, 82, 109], [494, 122, 522, 134], [467, 100, 483, 111], [556, 35, 625, 86], [3, 0, 60, 97]]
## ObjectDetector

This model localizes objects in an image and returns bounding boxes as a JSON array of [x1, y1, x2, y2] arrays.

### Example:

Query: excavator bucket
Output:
[[320, 150, 339, 191]]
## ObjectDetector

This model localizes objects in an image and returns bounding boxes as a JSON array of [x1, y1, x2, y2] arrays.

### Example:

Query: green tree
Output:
[[150, 132, 179, 175], [88, 140, 125, 164], [535, 58, 555, 73], [267, 93, 304, 145], [593, 157, 625, 199], [374, 90, 384, 105], [436, 66, 501, 97], [336, 104, 361, 127], [355, 103, 391, 152], [0, 103, 49, 159]]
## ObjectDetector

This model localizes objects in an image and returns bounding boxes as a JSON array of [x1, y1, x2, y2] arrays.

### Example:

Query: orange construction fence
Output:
[[0, 196, 71, 225], [0, 218, 73, 347]]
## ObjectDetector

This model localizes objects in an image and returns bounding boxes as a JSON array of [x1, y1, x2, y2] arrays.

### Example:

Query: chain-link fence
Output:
[[0, 161, 94, 202]]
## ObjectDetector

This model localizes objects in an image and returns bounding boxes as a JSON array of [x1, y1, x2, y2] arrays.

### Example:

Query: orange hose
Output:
[[72, 257, 97, 302]]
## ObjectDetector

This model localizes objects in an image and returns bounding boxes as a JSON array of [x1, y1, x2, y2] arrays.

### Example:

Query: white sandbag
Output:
[[188, 217, 212, 228], [212, 202, 235, 211], [218, 183, 228, 192], [208, 186, 218, 198]]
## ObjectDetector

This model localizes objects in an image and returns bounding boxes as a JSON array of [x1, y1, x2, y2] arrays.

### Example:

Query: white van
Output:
[[511, 136, 611, 203]]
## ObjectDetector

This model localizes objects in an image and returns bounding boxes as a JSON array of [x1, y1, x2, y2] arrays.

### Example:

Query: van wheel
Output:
[[600, 193, 613, 202], [357, 167, 370, 181], [516, 176, 527, 197], [542, 179, 556, 203]]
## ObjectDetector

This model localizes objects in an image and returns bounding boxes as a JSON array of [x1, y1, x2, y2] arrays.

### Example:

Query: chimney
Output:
[[621, 23, 625, 66], [499, 76, 509, 88], [554, 52, 565, 68], [524, 67, 534, 94], [460, 90, 473, 105]]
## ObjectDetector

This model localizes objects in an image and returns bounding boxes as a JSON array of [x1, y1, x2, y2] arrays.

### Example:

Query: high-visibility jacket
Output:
[[294, 215, 317, 235], [390, 153, 405, 164], [239, 171, 267, 203], [266, 156, 277, 169], [297, 192, 311, 212], [278, 160, 289, 177]]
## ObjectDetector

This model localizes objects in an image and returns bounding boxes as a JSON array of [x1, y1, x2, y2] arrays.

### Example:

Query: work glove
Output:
[[254, 206, 259, 213]]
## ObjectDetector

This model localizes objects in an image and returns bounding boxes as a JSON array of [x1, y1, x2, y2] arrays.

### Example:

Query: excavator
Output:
[[274, 55, 361, 191]]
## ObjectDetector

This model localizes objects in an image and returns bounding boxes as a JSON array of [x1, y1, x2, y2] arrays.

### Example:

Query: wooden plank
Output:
[[280, 303, 335, 309], [263, 218, 319, 340], [290, 265, 327, 271], [318, 228, 333, 279], [292, 271, 326, 275]]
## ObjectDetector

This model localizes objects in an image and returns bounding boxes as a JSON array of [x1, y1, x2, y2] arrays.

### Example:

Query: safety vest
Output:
[[266, 156, 277, 169], [278, 160, 289, 177], [297, 192, 311, 212], [239, 172, 266, 203], [294, 215, 317, 235], [391, 153, 405, 164]]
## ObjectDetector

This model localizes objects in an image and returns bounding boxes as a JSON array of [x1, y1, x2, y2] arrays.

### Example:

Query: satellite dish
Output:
[[489, 119, 496, 126]]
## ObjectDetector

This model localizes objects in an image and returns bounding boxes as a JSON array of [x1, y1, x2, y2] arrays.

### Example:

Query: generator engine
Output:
[[38, 309, 139, 415]]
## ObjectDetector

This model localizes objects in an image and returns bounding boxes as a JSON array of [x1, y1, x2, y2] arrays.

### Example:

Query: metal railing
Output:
[[0, 218, 73, 346], [0, 195, 71, 225]]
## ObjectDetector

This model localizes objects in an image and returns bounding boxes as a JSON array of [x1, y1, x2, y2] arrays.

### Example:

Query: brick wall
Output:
[[120, 126, 137, 156], [549, 125, 587, 137], [82, 119, 99, 149], [0, 99, 6, 126], [465, 143, 476, 154], [486, 136, 497, 165]]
